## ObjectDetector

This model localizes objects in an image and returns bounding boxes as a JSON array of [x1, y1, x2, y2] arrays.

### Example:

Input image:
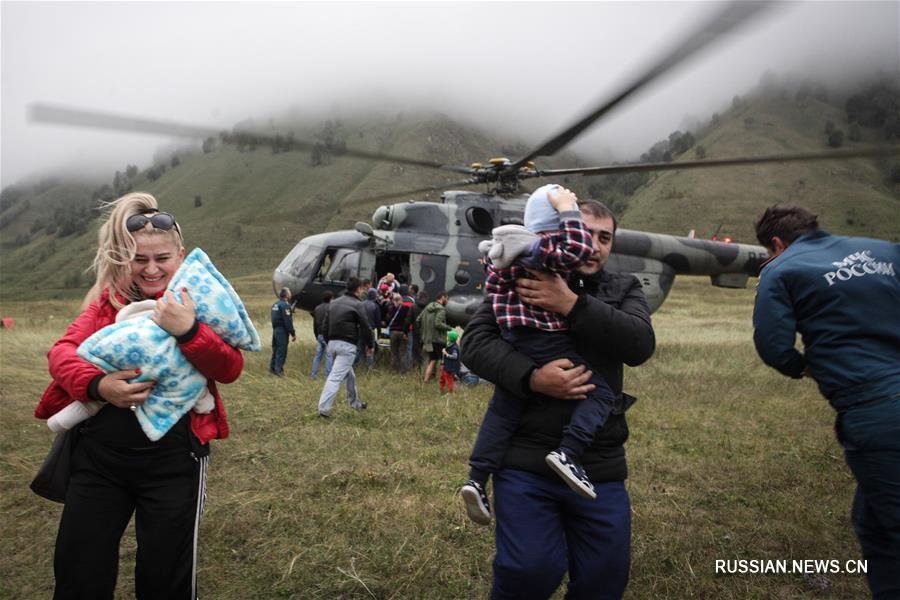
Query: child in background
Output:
[[440, 330, 460, 393], [460, 184, 617, 526]]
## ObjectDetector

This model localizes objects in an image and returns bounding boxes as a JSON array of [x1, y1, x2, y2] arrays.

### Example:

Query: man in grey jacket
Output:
[[317, 278, 375, 417]]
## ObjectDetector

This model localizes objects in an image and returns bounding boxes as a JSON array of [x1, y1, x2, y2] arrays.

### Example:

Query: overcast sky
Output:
[[2, 1, 898, 187]]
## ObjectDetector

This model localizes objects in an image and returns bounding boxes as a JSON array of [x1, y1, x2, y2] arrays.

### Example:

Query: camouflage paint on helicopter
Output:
[[273, 191, 768, 325]]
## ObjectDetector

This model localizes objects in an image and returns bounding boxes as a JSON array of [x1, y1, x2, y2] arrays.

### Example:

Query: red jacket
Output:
[[35, 288, 243, 445]]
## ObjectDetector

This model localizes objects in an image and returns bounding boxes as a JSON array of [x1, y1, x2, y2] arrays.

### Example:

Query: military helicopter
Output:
[[29, 2, 897, 324], [271, 181, 769, 323]]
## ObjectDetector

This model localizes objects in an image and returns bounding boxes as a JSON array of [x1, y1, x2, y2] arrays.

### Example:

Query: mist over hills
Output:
[[1, 78, 898, 300]]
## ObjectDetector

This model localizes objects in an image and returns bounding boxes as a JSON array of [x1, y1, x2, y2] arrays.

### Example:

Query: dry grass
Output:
[[0, 277, 866, 598]]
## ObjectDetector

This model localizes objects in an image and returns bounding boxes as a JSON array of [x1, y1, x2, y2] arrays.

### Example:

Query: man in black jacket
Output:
[[461, 201, 655, 600], [317, 278, 374, 417]]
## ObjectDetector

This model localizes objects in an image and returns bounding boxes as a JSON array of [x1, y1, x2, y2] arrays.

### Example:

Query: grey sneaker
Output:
[[545, 450, 597, 500], [460, 480, 492, 525]]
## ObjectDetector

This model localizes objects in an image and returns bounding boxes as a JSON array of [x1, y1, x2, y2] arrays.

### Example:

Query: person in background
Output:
[[376, 272, 400, 295], [418, 291, 452, 383], [363, 288, 382, 369], [270, 287, 296, 376], [311, 292, 333, 380], [35, 192, 245, 598], [440, 330, 461, 394], [317, 278, 374, 418], [404, 284, 420, 369], [407, 288, 428, 373], [752, 204, 900, 600], [386, 292, 412, 372]]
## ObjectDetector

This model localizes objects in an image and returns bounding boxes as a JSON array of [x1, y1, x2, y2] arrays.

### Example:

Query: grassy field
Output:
[[0, 276, 867, 599]]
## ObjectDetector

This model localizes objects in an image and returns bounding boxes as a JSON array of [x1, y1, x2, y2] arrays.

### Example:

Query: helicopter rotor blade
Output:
[[346, 179, 481, 204], [533, 146, 900, 178], [28, 103, 476, 175], [29, 103, 218, 139], [507, 1, 775, 172]]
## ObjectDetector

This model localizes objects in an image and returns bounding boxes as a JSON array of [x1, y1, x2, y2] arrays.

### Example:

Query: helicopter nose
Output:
[[272, 269, 290, 295]]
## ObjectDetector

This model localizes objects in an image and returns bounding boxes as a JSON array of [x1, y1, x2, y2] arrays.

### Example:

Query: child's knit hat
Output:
[[524, 184, 562, 233], [447, 330, 459, 344]]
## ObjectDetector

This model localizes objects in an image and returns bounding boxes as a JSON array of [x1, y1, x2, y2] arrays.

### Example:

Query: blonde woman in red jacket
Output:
[[36, 192, 243, 599]]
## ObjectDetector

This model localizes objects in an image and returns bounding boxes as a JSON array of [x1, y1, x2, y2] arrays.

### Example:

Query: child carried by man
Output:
[[460, 184, 617, 525]]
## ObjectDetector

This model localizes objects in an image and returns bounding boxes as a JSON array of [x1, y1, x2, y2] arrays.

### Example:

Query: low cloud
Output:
[[2, 1, 897, 186]]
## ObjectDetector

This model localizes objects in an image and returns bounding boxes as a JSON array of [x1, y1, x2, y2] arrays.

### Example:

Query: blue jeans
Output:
[[836, 393, 900, 599], [491, 469, 630, 600], [311, 334, 332, 379], [405, 334, 414, 370], [317, 340, 364, 415]]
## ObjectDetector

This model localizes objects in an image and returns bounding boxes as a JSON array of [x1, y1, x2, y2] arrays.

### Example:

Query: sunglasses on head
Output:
[[126, 210, 181, 235]]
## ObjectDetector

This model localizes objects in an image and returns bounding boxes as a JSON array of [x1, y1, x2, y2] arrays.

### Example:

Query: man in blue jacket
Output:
[[269, 287, 296, 376], [752, 205, 900, 599]]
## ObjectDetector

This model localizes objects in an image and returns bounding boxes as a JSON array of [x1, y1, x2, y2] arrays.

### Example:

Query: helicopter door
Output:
[[374, 253, 411, 286]]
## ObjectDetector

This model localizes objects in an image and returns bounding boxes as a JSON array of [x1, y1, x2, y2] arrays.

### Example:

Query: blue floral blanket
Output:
[[75, 248, 260, 441]]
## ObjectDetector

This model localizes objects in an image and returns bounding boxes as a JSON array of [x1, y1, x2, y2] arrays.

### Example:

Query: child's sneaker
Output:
[[460, 480, 492, 525], [545, 450, 597, 500]]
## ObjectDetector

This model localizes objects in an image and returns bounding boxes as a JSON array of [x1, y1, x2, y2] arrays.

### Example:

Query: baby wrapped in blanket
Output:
[[48, 248, 260, 441]]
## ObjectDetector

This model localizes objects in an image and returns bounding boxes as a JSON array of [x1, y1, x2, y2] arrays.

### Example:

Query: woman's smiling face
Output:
[[130, 233, 184, 299]]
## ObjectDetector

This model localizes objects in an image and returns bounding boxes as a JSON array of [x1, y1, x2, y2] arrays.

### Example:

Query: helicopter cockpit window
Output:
[[316, 248, 361, 282], [277, 242, 321, 283], [465, 207, 494, 235]]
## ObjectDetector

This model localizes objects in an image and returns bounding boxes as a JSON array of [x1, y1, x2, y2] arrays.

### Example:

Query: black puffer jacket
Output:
[[461, 269, 655, 482]]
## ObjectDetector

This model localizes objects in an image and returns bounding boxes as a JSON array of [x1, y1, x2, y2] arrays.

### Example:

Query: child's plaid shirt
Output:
[[485, 210, 593, 331]]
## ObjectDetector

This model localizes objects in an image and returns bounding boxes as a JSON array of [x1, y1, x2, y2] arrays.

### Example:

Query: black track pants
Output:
[[53, 436, 208, 600]]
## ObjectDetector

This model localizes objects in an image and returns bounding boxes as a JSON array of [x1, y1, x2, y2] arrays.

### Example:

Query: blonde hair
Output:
[[92, 192, 184, 308]]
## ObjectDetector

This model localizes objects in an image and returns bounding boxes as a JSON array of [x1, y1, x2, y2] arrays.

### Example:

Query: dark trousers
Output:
[[270, 327, 288, 374], [468, 327, 615, 482], [410, 331, 424, 369], [836, 393, 900, 600], [54, 436, 206, 599], [389, 330, 407, 372], [491, 469, 630, 600]]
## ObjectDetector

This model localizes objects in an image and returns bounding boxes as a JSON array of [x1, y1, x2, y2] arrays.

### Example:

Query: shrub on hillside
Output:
[[891, 163, 900, 184], [827, 130, 844, 148]]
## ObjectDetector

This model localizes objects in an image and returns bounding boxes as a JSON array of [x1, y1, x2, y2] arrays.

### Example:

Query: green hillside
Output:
[[0, 113, 589, 300], [619, 92, 900, 243]]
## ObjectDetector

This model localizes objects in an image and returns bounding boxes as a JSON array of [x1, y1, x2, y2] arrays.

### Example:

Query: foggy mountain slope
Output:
[[0, 113, 588, 299], [2, 88, 897, 301], [619, 91, 900, 243]]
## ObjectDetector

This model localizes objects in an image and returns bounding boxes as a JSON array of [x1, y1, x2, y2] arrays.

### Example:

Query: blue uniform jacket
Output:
[[271, 299, 295, 336], [753, 230, 900, 410]]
